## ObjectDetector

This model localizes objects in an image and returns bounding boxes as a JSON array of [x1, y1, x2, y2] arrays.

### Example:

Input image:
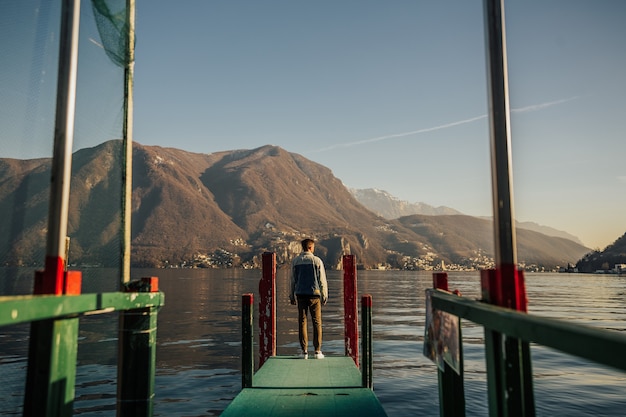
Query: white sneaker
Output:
[[314, 351, 324, 359], [300, 351, 308, 359]]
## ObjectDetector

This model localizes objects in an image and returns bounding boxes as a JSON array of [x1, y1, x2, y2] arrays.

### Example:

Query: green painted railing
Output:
[[0, 285, 164, 417], [430, 287, 626, 417], [0, 292, 163, 326], [432, 290, 626, 371]]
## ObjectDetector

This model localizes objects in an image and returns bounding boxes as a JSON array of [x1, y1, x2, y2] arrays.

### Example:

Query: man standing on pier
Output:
[[290, 238, 328, 359]]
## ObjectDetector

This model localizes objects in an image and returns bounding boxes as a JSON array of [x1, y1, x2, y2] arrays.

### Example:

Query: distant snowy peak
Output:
[[351, 188, 585, 245], [350, 188, 463, 218]]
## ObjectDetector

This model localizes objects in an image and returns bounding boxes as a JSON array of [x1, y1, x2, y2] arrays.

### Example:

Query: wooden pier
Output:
[[223, 254, 386, 416], [221, 356, 388, 417]]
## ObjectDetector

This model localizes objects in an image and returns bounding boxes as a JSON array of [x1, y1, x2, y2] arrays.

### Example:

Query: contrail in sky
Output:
[[314, 96, 579, 153], [317, 114, 487, 152], [315, 114, 487, 152], [89, 37, 104, 49], [511, 96, 580, 113]]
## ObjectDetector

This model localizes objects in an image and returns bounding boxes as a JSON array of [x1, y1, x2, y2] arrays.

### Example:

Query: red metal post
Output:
[[481, 266, 527, 312], [259, 252, 276, 367], [343, 255, 359, 366], [33, 256, 64, 295], [497, 265, 533, 417], [480, 269, 500, 305], [481, 266, 533, 416], [499, 264, 528, 312], [433, 272, 449, 291], [517, 269, 528, 313], [26, 257, 82, 417]]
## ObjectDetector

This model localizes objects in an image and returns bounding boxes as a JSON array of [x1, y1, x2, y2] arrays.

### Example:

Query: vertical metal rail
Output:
[[43, 0, 81, 291], [116, 4, 155, 416], [483, 0, 535, 415], [121, 0, 135, 286], [484, 0, 516, 266], [361, 295, 373, 389], [242, 294, 254, 388], [24, 1, 82, 416], [343, 255, 359, 366]]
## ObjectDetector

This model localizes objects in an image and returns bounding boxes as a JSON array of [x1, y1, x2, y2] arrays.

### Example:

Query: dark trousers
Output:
[[297, 296, 322, 352]]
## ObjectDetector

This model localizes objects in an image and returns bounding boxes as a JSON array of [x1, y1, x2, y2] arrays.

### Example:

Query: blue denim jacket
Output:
[[290, 251, 328, 303]]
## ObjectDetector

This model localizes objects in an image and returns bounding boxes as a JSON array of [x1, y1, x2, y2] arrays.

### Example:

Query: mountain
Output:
[[0, 155, 52, 266], [515, 221, 585, 246], [396, 214, 591, 269], [352, 187, 585, 246], [350, 188, 462, 218], [0, 140, 591, 270], [576, 232, 626, 273]]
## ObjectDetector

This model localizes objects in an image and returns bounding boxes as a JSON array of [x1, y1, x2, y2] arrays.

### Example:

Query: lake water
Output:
[[1, 268, 626, 416]]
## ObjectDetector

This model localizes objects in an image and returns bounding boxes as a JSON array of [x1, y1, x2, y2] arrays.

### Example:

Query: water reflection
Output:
[[1, 269, 626, 416]]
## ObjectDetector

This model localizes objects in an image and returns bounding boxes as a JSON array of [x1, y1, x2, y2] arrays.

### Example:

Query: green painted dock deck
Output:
[[221, 356, 388, 416]]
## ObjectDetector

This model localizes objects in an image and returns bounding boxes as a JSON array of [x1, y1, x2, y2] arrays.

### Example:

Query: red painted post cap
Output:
[[433, 272, 448, 291], [141, 276, 159, 292], [361, 294, 372, 307], [242, 293, 254, 304], [63, 270, 82, 295]]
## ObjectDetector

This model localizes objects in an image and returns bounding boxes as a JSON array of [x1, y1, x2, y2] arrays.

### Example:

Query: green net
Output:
[[70, 0, 132, 272], [91, 0, 133, 68]]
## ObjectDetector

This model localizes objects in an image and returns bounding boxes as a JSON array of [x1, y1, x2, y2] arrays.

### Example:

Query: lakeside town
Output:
[[160, 247, 625, 275]]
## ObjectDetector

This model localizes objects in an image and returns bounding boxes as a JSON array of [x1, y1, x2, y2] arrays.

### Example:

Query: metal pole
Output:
[[121, 0, 135, 285], [24, 2, 82, 415], [242, 293, 254, 388], [483, 0, 516, 268], [483, 2, 535, 416], [361, 295, 373, 389], [44, 0, 81, 289]]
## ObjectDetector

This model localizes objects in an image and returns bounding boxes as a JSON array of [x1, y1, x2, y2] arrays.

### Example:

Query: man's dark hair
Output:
[[301, 238, 315, 251]]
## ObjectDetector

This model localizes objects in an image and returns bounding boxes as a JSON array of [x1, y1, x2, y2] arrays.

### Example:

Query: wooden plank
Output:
[[222, 356, 388, 416]]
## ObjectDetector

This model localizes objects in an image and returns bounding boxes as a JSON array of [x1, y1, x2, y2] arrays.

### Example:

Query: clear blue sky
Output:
[[1, 1, 625, 250]]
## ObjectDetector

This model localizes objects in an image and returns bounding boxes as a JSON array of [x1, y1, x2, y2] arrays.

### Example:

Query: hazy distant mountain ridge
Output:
[[350, 188, 462, 217], [352, 187, 585, 246], [515, 221, 585, 246], [0, 140, 592, 270], [395, 214, 589, 269]]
